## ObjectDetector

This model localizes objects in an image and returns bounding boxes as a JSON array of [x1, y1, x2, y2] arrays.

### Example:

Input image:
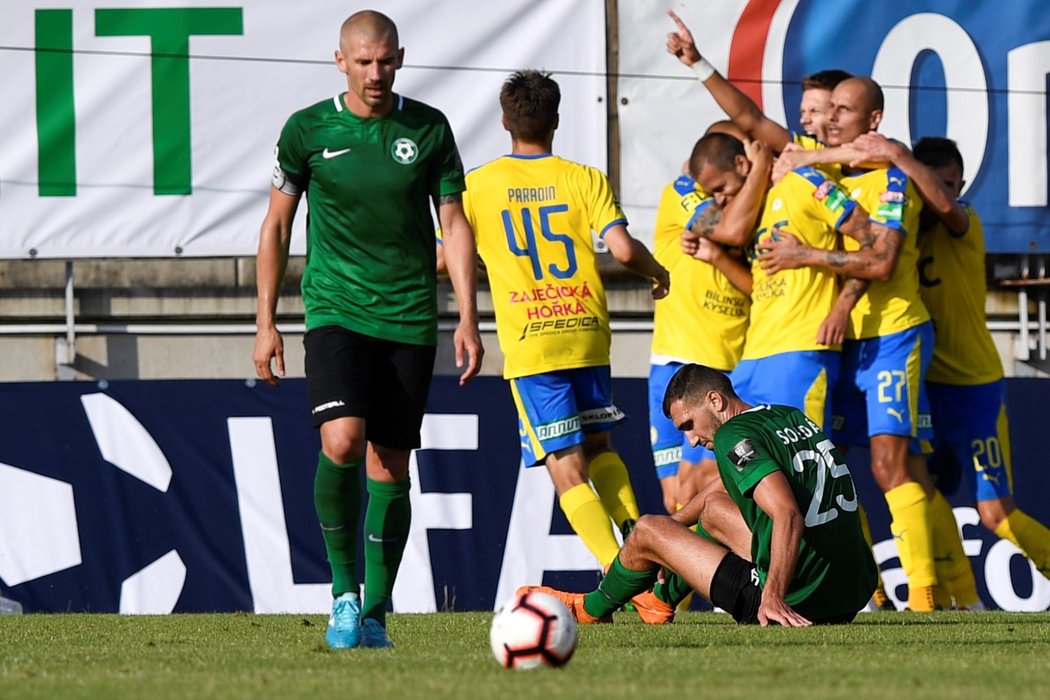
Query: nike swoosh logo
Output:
[[367, 534, 396, 543], [323, 147, 351, 159]]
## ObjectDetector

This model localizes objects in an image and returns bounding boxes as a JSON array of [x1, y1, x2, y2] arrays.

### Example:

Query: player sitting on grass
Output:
[[521, 364, 878, 626]]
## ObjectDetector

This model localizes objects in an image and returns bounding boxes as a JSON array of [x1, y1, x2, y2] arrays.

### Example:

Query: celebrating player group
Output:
[[253, 9, 1050, 647]]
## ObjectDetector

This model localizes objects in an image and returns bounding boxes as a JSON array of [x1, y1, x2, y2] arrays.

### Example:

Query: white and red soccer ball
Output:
[[489, 591, 578, 669]]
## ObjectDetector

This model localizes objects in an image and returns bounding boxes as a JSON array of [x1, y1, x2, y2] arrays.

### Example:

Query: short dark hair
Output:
[[662, 364, 737, 418], [801, 69, 852, 92], [913, 136, 964, 174], [688, 132, 744, 178], [500, 70, 560, 142]]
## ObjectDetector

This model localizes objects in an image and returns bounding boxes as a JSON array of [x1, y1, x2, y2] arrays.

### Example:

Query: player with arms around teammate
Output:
[[648, 123, 753, 515], [254, 10, 483, 650], [762, 78, 978, 611], [688, 132, 882, 431], [523, 364, 877, 626], [863, 135, 1050, 587], [464, 70, 669, 569]]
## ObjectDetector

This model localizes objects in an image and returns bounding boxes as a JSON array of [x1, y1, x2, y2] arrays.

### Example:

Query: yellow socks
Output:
[[588, 451, 640, 535], [559, 482, 621, 567], [858, 502, 893, 609], [885, 481, 937, 610], [995, 508, 1050, 579], [928, 490, 980, 607]]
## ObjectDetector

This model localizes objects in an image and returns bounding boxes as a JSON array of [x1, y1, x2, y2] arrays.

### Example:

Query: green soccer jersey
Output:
[[273, 93, 466, 345], [713, 404, 878, 620]]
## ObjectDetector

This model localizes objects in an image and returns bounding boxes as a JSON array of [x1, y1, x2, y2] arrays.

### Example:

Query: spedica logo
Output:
[[35, 7, 244, 197], [391, 137, 418, 164]]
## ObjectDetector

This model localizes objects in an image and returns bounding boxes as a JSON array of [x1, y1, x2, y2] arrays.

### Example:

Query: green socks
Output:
[[583, 556, 658, 619], [362, 478, 412, 624], [313, 451, 363, 598]]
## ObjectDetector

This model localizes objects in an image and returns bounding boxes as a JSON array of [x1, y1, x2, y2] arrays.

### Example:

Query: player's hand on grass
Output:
[[666, 10, 702, 66], [757, 229, 806, 273], [454, 320, 484, 386], [253, 326, 285, 386], [758, 593, 812, 628]]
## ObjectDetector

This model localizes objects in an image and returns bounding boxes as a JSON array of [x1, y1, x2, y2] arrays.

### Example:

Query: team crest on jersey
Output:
[[728, 438, 757, 471], [391, 137, 418, 164]]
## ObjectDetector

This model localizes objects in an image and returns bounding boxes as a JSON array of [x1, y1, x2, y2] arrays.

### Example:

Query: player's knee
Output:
[[629, 514, 666, 550], [870, 452, 908, 491], [581, 433, 612, 459], [321, 433, 365, 465]]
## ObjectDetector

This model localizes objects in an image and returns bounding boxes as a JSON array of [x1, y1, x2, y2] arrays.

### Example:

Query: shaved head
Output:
[[836, 77, 883, 114], [340, 10, 398, 51], [826, 76, 884, 145]]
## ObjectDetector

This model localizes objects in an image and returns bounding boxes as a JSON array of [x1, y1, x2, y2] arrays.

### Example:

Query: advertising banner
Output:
[[619, 0, 1049, 252], [1, 377, 1047, 614], [0, 0, 607, 258], [2, 2, 1045, 257]]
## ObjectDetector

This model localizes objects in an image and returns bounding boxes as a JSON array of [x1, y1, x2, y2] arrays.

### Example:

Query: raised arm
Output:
[[253, 187, 300, 385], [437, 194, 484, 385], [667, 10, 791, 151]]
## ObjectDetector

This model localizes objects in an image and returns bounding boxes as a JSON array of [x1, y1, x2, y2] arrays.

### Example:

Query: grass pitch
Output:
[[3, 611, 1050, 700]]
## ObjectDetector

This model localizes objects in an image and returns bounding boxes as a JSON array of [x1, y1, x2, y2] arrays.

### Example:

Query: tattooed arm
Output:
[[818, 277, 868, 346], [757, 207, 898, 281], [683, 140, 772, 249], [437, 192, 484, 384]]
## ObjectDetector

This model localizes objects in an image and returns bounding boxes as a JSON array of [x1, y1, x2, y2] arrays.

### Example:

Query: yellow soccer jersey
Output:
[[744, 167, 856, 358], [792, 132, 841, 179], [793, 132, 822, 151], [464, 154, 624, 379], [918, 205, 1002, 384], [650, 175, 749, 370], [840, 166, 929, 340]]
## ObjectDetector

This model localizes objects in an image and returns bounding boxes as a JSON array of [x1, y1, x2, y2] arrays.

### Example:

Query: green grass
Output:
[[3, 611, 1050, 699]]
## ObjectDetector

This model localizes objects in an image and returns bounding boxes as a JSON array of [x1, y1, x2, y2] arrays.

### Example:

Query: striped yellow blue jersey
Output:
[[650, 175, 749, 370], [744, 167, 856, 359], [839, 166, 929, 340], [464, 154, 624, 379], [918, 204, 1002, 384]]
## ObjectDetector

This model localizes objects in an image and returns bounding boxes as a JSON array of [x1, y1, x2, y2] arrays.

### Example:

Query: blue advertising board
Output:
[[0, 377, 1047, 614]]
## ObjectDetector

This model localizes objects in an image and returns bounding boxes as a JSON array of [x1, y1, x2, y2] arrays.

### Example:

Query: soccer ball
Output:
[[489, 591, 578, 669]]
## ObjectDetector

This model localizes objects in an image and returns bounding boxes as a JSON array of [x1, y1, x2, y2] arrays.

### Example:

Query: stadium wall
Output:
[[1, 376, 1047, 614]]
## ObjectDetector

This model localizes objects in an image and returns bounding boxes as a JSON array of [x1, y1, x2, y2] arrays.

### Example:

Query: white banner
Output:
[[0, 0, 608, 258]]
